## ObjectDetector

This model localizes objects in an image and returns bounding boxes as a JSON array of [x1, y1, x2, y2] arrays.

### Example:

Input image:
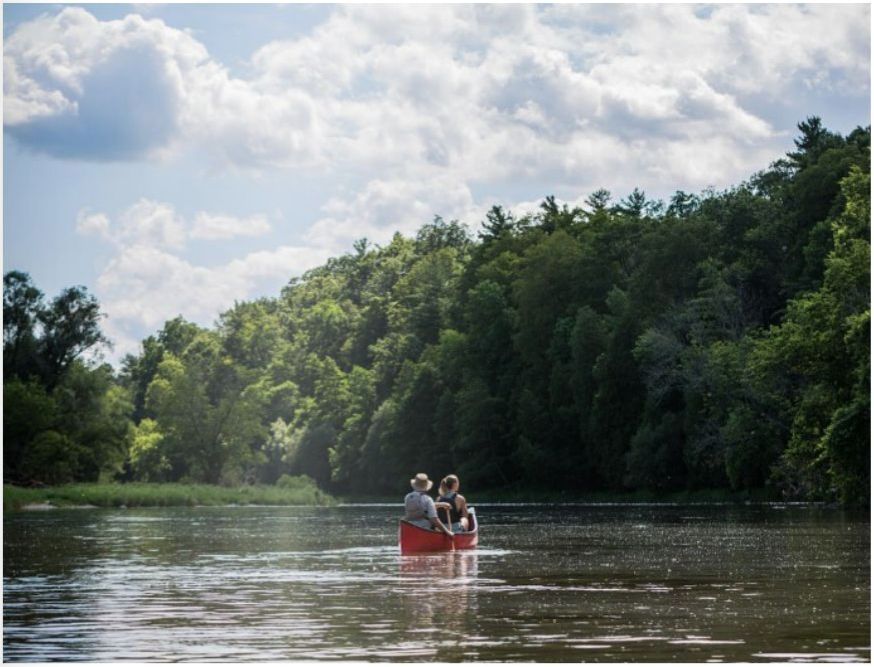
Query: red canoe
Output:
[[398, 508, 479, 554]]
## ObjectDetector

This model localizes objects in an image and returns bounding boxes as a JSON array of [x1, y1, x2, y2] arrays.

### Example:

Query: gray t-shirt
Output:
[[404, 490, 437, 521]]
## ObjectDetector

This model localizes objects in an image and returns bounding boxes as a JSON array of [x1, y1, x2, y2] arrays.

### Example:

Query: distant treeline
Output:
[[4, 118, 870, 506]]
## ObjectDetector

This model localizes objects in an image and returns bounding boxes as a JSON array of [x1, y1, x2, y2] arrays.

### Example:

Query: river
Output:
[[3, 503, 869, 661]]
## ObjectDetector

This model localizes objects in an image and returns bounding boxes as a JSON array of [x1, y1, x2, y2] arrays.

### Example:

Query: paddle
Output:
[[443, 506, 455, 551]]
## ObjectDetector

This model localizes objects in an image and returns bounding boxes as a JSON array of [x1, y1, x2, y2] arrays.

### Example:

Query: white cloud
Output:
[[97, 242, 328, 329], [190, 212, 271, 240], [5, 4, 868, 185], [77, 199, 272, 247], [305, 175, 482, 253], [4, 9, 196, 158], [228, 246, 329, 282], [80, 197, 330, 358], [93, 236, 331, 358], [3, 58, 76, 125], [76, 209, 111, 239], [117, 198, 187, 250]]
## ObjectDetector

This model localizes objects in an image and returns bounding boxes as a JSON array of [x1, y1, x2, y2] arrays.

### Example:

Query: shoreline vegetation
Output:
[[344, 487, 781, 505], [4, 477, 334, 512], [6, 481, 808, 512]]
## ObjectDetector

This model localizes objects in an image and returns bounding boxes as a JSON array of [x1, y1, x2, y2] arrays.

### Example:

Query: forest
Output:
[[4, 118, 870, 506]]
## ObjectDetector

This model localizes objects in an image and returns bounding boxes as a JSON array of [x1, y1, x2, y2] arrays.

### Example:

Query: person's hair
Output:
[[444, 474, 459, 489]]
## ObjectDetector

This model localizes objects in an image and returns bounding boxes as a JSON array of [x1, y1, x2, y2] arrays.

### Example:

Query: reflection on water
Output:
[[397, 552, 479, 655], [3, 504, 870, 661]]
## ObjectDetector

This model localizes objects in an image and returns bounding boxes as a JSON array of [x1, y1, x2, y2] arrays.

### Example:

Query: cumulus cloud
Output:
[[95, 241, 331, 357], [4, 9, 196, 159], [5, 4, 868, 187], [190, 212, 271, 240], [116, 198, 187, 250], [97, 242, 329, 328], [77, 199, 271, 247], [79, 198, 330, 358], [305, 175, 484, 252], [9, 44, 181, 160], [2, 7, 326, 166], [76, 209, 111, 239]]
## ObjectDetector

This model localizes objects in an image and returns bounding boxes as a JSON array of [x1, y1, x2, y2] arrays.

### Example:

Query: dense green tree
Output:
[[585, 188, 612, 213], [3, 276, 129, 484], [753, 167, 870, 505], [3, 273, 108, 388], [3, 271, 44, 381], [53, 362, 133, 481], [479, 205, 516, 241], [145, 333, 266, 484], [37, 286, 109, 388], [129, 418, 170, 482], [3, 379, 57, 481]]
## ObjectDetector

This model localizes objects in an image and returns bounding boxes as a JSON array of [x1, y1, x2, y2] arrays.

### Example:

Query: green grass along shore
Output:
[[4, 481, 789, 512], [4, 478, 335, 511]]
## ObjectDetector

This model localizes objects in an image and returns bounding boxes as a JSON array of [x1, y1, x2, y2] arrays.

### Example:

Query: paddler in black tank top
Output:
[[435, 474, 470, 533]]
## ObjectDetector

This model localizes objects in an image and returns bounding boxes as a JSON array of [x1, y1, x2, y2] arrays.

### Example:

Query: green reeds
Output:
[[4, 478, 335, 511]]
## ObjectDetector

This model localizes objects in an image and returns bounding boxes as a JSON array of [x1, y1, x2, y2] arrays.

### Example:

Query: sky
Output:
[[3, 3, 871, 364]]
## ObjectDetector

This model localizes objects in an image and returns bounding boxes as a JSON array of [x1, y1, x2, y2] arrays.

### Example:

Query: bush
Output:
[[21, 431, 83, 485], [275, 473, 317, 490]]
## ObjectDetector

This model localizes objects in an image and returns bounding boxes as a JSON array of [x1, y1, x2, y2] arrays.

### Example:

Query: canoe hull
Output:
[[398, 513, 478, 553]]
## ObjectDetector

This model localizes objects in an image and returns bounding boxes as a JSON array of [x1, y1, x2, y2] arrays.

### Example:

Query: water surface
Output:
[[3, 503, 869, 661]]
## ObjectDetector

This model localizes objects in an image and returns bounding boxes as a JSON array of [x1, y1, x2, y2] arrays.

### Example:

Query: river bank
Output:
[[5, 482, 820, 513], [3, 479, 335, 511], [473, 486, 780, 503]]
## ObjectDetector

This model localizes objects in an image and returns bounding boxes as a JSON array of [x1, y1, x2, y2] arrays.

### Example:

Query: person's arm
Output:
[[455, 494, 470, 531], [424, 496, 453, 537], [457, 494, 469, 519], [429, 515, 454, 537]]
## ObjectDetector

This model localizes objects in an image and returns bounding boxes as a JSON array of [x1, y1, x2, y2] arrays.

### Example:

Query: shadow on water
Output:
[[3, 504, 870, 662]]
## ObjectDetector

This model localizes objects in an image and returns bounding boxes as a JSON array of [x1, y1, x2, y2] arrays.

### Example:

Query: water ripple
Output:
[[4, 504, 869, 662]]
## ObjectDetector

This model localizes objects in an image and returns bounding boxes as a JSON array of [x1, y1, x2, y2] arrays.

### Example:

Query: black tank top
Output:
[[438, 491, 461, 523]]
